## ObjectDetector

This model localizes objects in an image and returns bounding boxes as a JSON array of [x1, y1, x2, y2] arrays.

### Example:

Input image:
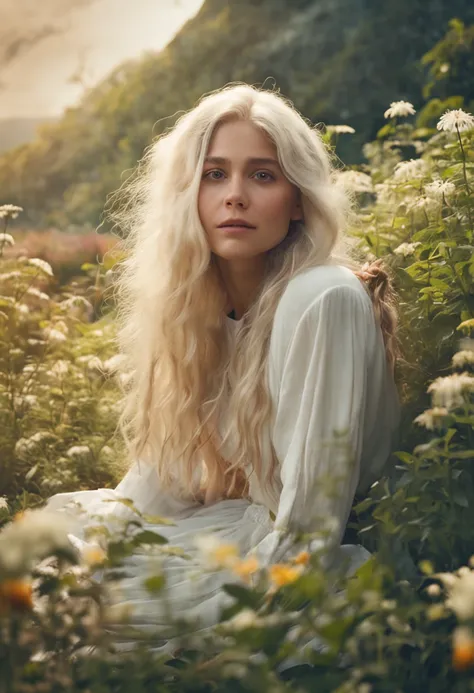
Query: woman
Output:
[[45, 83, 401, 652]]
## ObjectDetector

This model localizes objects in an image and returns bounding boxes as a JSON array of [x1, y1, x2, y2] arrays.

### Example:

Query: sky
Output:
[[0, 0, 204, 119]]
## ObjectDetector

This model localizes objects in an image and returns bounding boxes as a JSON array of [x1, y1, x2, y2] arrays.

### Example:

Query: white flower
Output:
[[427, 372, 474, 410], [29, 258, 54, 277], [61, 295, 93, 319], [425, 179, 456, 199], [407, 196, 441, 215], [453, 350, 474, 368], [393, 242, 422, 257], [338, 170, 374, 193], [49, 360, 69, 376], [326, 124, 356, 134], [446, 571, 474, 621], [0, 233, 15, 247], [437, 109, 474, 133], [16, 303, 30, 315], [66, 445, 92, 459], [102, 354, 126, 374], [194, 534, 239, 570], [26, 287, 50, 303], [0, 509, 77, 575], [374, 183, 397, 205], [426, 583, 442, 597], [414, 407, 449, 430], [384, 101, 416, 119], [226, 608, 260, 630], [393, 159, 428, 181], [0, 497, 8, 510], [0, 271, 21, 282], [44, 328, 67, 344], [0, 204, 23, 220]]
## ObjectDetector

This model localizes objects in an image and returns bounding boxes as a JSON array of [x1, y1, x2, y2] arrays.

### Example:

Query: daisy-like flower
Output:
[[0, 508, 77, 575], [427, 372, 474, 410], [453, 350, 474, 368], [66, 445, 92, 459], [82, 544, 107, 567], [326, 125, 356, 134], [426, 583, 442, 598], [0, 205, 23, 220], [102, 353, 126, 374], [446, 571, 474, 621], [393, 242, 422, 258], [414, 407, 449, 430], [194, 535, 240, 570], [44, 328, 67, 344], [28, 258, 54, 277], [437, 109, 474, 133], [384, 101, 416, 119], [393, 158, 428, 181], [49, 360, 69, 376], [26, 287, 50, 302], [425, 179, 456, 199], [0, 233, 15, 247], [226, 608, 260, 630], [0, 497, 8, 511]]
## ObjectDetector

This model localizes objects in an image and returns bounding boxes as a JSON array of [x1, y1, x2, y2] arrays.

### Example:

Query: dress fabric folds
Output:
[[44, 264, 401, 655]]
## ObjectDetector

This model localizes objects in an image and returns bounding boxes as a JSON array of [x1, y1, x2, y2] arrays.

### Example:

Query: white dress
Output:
[[44, 264, 400, 654]]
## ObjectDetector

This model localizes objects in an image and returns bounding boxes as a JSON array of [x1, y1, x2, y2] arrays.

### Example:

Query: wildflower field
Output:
[[1, 32, 474, 693]]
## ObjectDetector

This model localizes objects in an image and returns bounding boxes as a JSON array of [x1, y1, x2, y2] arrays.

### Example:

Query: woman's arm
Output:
[[250, 283, 375, 569]]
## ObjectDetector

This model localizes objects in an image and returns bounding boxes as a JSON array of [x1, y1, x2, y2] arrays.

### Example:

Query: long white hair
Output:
[[106, 83, 397, 506]]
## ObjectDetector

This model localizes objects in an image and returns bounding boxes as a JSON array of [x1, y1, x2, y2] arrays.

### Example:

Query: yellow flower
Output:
[[82, 545, 107, 567], [453, 626, 474, 671], [292, 550, 310, 566], [268, 563, 303, 588], [195, 535, 240, 570], [232, 556, 260, 583], [0, 579, 33, 613]]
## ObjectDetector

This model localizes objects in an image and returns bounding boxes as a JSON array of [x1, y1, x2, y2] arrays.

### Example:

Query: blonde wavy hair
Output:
[[106, 83, 400, 507]]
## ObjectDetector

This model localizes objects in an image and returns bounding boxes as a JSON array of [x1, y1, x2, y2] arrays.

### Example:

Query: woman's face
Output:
[[198, 119, 302, 263]]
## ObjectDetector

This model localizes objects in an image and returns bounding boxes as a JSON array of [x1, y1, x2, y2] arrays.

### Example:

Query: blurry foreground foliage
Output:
[[1, 22, 474, 693]]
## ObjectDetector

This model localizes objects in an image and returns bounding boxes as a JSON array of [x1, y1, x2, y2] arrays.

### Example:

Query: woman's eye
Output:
[[254, 171, 274, 181], [203, 170, 274, 181]]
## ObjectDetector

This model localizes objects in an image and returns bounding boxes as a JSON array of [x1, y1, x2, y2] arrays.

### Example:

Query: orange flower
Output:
[[232, 556, 260, 583], [268, 563, 303, 588], [0, 579, 33, 613], [453, 627, 474, 671], [13, 511, 25, 522], [292, 550, 310, 566]]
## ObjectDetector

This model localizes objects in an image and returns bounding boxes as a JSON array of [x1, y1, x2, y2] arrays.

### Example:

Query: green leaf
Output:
[[143, 574, 166, 593], [132, 530, 168, 546], [222, 584, 261, 608]]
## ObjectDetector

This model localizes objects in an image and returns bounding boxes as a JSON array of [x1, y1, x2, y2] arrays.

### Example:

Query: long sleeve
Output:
[[250, 283, 376, 569]]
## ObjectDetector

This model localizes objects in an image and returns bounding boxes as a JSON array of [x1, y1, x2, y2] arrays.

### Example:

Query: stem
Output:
[[456, 125, 471, 195]]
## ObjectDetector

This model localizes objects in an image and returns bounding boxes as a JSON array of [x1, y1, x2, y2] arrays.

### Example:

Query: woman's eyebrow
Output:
[[204, 156, 280, 166]]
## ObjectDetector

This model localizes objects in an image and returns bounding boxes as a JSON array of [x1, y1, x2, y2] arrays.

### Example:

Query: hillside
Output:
[[1, 0, 473, 229], [0, 118, 57, 155]]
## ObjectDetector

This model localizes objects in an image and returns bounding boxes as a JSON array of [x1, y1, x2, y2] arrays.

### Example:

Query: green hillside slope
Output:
[[1, 0, 473, 229]]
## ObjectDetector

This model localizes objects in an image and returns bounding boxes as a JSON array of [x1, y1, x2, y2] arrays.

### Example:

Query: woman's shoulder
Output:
[[274, 263, 369, 330]]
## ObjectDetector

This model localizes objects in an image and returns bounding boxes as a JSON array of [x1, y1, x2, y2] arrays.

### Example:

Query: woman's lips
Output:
[[219, 225, 256, 233]]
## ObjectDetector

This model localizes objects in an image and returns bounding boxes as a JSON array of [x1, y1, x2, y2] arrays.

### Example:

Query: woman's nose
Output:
[[224, 176, 249, 207]]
